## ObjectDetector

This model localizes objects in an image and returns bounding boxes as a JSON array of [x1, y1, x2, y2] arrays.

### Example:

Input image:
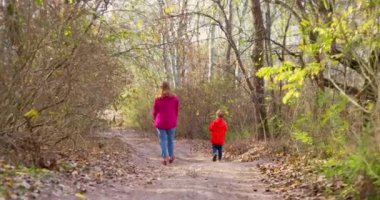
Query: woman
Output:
[[152, 81, 179, 165]]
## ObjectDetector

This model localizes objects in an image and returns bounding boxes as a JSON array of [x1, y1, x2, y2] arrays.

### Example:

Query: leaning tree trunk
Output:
[[251, 0, 268, 140], [225, 0, 233, 73]]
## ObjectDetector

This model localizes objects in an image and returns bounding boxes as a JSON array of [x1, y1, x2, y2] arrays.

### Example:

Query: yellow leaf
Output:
[[164, 5, 176, 14], [366, 101, 374, 112], [282, 90, 300, 104], [24, 109, 39, 120], [300, 19, 310, 27], [75, 193, 87, 200], [152, 34, 161, 42], [136, 21, 143, 29], [64, 29, 72, 37], [110, 15, 117, 22]]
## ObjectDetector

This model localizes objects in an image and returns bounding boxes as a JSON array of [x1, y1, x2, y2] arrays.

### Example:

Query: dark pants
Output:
[[212, 144, 223, 160]]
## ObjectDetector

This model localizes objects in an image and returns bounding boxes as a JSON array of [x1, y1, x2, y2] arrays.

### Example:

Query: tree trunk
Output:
[[175, 0, 189, 87], [251, 0, 268, 140], [264, 0, 277, 121], [158, 0, 172, 83], [236, 0, 249, 86], [225, 0, 233, 72], [207, 0, 269, 139], [208, 24, 215, 82]]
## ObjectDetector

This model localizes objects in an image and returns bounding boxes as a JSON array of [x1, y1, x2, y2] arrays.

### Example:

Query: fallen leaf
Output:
[[75, 192, 87, 200]]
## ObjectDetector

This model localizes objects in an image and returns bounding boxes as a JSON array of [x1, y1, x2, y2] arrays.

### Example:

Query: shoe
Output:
[[169, 156, 175, 164], [212, 155, 217, 162], [162, 160, 167, 165]]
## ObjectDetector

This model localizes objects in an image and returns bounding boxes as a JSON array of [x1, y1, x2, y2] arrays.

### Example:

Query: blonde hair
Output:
[[216, 109, 224, 118], [156, 81, 173, 98]]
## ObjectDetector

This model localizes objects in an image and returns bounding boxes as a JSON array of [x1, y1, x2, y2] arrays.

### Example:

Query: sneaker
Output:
[[212, 155, 217, 162], [168, 156, 175, 164]]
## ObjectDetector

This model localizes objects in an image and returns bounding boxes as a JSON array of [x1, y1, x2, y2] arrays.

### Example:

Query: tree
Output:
[[251, 0, 269, 139]]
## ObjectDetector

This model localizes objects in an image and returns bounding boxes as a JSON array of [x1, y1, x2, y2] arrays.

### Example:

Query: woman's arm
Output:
[[153, 99, 158, 119]]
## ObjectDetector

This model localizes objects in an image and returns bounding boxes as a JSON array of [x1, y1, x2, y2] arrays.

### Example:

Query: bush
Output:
[[0, 1, 127, 166], [272, 85, 380, 198], [323, 147, 380, 198]]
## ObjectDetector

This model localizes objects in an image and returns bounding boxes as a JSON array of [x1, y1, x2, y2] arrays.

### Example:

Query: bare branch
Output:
[[326, 77, 370, 113]]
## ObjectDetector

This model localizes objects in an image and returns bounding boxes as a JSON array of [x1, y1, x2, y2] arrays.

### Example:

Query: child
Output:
[[209, 110, 228, 162]]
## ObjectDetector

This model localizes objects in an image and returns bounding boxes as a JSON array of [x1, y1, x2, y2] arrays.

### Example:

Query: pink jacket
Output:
[[153, 95, 179, 129]]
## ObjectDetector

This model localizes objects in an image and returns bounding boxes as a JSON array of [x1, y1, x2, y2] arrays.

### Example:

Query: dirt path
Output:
[[87, 129, 280, 200]]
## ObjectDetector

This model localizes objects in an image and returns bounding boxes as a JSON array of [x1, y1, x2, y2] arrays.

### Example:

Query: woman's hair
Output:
[[216, 109, 224, 118], [157, 81, 173, 98]]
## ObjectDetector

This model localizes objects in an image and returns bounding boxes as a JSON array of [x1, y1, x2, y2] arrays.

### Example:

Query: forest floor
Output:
[[1, 129, 339, 200]]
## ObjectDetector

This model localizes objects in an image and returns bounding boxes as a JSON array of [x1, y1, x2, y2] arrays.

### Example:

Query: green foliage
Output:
[[292, 131, 313, 145], [1, 165, 50, 178], [323, 147, 380, 198], [120, 85, 154, 130], [278, 90, 350, 155], [34, 0, 44, 6], [24, 166, 51, 176], [0, 187, 5, 197], [119, 66, 161, 131], [225, 128, 252, 143], [320, 97, 349, 130], [284, 88, 379, 198], [267, 115, 285, 138], [256, 61, 323, 104]]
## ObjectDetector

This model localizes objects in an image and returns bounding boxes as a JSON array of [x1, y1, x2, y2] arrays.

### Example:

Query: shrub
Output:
[[0, 1, 127, 166]]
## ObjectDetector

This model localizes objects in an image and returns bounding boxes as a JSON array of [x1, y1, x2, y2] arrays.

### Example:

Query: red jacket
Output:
[[209, 117, 228, 145]]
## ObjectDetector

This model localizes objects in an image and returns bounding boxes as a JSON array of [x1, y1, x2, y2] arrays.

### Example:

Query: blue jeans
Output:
[[212, 144, 223, 160], [157, 128, 176, 159]]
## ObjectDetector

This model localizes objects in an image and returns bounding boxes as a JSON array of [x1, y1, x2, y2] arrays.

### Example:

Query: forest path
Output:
[[86, 129, 280, 200]]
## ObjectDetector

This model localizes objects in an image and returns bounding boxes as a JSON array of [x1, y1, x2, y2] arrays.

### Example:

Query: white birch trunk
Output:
[[208, 24, 215, 82]]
